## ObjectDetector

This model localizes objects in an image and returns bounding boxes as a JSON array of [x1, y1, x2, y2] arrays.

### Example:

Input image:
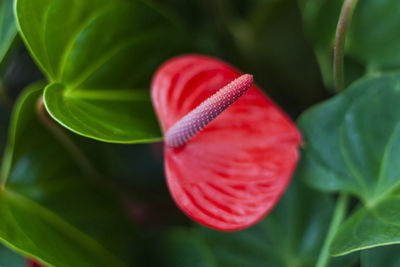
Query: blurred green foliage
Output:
[[1, 0, 400, 266]]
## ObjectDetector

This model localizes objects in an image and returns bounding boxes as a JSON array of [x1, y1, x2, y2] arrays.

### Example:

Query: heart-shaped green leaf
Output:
[[15, 0, 182, 143], [0, 0, 17, 66], [0, 83, 140, 266], [43, 83, 161, 143], [0, 244, 24, 267], [298, 72, 400, 255], [161, 179, 356, 267]]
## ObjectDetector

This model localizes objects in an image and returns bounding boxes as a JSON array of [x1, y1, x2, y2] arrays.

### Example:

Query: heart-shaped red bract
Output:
[[151, 55, 301, 230]]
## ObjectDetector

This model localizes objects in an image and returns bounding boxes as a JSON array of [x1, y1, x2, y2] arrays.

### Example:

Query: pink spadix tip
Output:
[[165, 74, 253, 148]]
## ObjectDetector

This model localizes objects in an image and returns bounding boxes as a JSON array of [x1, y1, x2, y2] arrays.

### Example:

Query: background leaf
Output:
[[0, 83, 141, 266], [0, 0, 17, 66], [297, 72, 400, 255], [15, 0, 185, 143], [347, 0, 400, 68]]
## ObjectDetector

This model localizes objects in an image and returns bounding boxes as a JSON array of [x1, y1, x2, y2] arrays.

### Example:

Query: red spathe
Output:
[[151, 55, 302, 230]]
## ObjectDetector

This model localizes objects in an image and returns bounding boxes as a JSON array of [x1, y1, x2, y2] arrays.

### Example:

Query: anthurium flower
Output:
[[151, 55, 301, 230]]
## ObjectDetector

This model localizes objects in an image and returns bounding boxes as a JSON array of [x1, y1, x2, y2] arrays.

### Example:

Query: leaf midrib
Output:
[[368, 121, 400, 206]]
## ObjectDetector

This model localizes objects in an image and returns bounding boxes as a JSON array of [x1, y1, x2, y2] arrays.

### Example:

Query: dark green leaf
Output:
[[332, 197, 400, 256], [298, 0, 342, 49], [298, 72, 400, 255], [15, 0, 182, 143], [347, 0, 400, 68], [0, 244, 24, 267], [0, 0, 17, 65], [0, 83, 139, 266], [361, 244, 400, 267]]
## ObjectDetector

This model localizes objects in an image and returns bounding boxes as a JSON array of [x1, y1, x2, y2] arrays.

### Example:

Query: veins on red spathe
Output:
[[151, 55, 301, 231]]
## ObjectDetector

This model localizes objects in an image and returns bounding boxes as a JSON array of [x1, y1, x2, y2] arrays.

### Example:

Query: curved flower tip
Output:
[[151, 54, 302, 231]]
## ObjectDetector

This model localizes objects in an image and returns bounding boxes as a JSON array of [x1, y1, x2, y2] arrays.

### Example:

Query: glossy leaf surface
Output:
[[43, 83, 161, 143], [15, 0, 180, 142], [332, 198, 400, 255], [152, 55, 301, 230], [0, 83, 138, 266], [0, 0, 17, 65], [298, 73, 400, 255]]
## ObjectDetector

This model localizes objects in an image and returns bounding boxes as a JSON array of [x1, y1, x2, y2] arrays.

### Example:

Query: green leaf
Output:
[[43, 83, 161, 143], [0, 0, 17, 65], [0, 83, 139, 266], [298, 72, 400, 255], [347, 0, 400, 68], [162, 179, 356, 267], [15, 0, 182, 143], [298, 0, 342, 49], [331, 197, 400, 256], [0, 244, 24, 267], [361, 244, 400, 267]]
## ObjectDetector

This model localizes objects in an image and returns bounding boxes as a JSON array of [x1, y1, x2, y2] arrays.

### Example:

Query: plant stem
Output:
[[316, 194, 349, 267], [334, 0, 359, 91]]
